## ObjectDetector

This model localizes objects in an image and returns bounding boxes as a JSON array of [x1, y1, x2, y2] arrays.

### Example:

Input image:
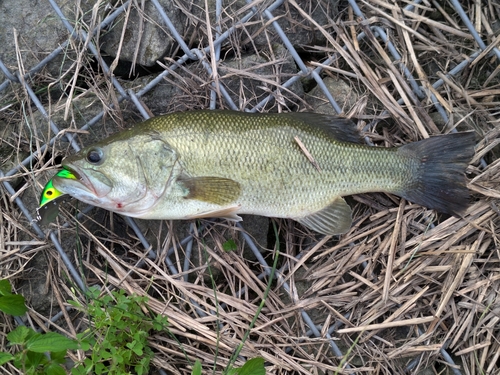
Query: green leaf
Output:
[[85, 286, 101, 300], [7, 325, 31, 344], [0, 279, 12, 296], [126, 340, 144, 356], [0, 352, 15, 366], [95, 361, 105, 374], [45, 362, 67, 375], [236, 357, 266, 375], [26, 350, 46, 367], [113, 352, 124, 364], [137, 356, 150, 374], [50, 349, 68, 363], [67, 300, 83, 309], [77, 338, 91, 351], [135, 363, 147, 375], [222, 239, 238, 252], [26, 332, 79, 353], [152, 314, 168, 330], [0, 294, 27, 316], [191, 359, 202, 375]]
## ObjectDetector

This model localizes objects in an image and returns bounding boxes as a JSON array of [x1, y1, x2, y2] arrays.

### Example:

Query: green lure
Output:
[[35, 169, 77, 224], [39, 169, 76, 207]]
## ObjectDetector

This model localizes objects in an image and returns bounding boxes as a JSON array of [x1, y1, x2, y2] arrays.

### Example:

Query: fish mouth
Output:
[[62, 165, 95, 194], [54, 163, 112, 198]]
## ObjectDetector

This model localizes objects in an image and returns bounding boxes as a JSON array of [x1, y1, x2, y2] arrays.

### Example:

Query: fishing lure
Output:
[[35, 169, 77, 224]]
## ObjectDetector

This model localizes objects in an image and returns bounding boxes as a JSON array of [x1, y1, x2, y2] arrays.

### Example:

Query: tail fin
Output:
[[398, 132, 475, 216]]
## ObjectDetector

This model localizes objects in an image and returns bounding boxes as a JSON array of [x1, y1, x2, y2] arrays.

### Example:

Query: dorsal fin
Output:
[[282, 113, 363, 144]]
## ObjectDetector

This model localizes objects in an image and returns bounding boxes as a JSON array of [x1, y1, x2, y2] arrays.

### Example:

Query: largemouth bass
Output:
[[51, 110, 475, 235]]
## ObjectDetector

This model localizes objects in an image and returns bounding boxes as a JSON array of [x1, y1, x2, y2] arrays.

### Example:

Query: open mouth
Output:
[[61, 164, 86, 185], [57, 162, 113, 199], [55, 164, 96, 196]]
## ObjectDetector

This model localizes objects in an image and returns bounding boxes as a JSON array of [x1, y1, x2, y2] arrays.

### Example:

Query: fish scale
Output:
[[50, 110, 475, 234], [160, 112, 411, 215]]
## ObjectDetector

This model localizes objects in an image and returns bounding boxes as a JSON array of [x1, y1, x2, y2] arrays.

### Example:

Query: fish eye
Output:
[[86, 148, 104, 165]]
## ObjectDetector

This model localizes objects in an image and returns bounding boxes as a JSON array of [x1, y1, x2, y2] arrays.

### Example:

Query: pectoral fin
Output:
[[296, 197, 352, 235], [178, 176, 241, 205]]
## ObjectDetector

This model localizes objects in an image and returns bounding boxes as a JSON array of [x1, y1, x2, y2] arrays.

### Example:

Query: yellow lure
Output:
[[35, 168, 77, 224], [39, 169, 77, 207]]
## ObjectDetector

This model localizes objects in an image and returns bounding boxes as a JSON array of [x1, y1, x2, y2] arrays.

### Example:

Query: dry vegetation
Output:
[[1, 0, 499, 374]]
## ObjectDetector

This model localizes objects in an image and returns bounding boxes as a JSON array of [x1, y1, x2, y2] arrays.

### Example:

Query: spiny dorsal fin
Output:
[[282, 113, 363, 144], [178, 176, 241, 206], [295, 197, 352, 235]]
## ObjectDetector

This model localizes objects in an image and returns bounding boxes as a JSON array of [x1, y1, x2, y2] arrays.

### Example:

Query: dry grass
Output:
[[0, 0, 499, 374]]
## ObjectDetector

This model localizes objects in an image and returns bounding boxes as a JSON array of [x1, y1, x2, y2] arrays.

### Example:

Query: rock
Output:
[[0, 0, 93, 82], [242, 0, 336, 50], [187, 0, 338, 52], [100, 0, 338, 67], [123, 65, 212, 114], [219, 44, 304, 110], [125, 44, 304, 113], [305, 76, 359, 115], [21, 94, 122, 151], [100, 0, 183, 67]]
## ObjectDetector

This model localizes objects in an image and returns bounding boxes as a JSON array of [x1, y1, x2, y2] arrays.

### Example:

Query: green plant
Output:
[[191, 357, 265, 375], [0, 279, 28, 316], [188, 225, 279, 375], [222, 238, 238, 252], [221, 223, 280, 375], [0, 279, 78, 375], [70, 286, 168, 375], [1, 326, 79, 375]]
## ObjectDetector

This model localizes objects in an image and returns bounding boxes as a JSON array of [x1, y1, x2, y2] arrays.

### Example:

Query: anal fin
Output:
[[296, 197, 352, 235], [186, 205, 242, 221]]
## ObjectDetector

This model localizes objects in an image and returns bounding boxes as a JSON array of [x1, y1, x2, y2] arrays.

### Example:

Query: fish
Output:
[[50, 110, 475, 235]]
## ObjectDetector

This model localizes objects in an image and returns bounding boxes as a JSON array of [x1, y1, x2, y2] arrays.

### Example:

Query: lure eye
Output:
[[40, 179, 64, 207], [86, 148, 104, 164]]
